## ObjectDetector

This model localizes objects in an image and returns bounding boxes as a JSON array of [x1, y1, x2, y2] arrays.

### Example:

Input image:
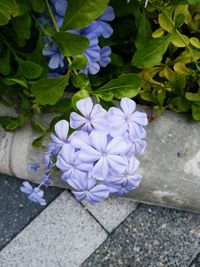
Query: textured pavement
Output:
[[1, 174, 200, 267]]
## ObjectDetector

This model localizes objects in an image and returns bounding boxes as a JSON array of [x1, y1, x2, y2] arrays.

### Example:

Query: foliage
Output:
[[0, 0, 199, 146]]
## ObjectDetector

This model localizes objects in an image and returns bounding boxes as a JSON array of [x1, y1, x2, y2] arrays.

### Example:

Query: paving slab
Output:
[[83, 197, 138, 233], [0, 173, 62, 250], [0, 191, 108, 267], [82, 204, 200, 267]]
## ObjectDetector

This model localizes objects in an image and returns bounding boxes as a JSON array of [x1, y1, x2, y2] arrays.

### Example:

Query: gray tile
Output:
[[0, 191, 107, 267], [83, 197, 138, 233], [0, 173, 62, 250], [82, 205, 200, 267]]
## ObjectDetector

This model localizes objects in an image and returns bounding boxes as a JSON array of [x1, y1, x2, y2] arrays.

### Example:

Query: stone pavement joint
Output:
[[0, 191, 108, 267], [82, 204, 200, 267], [83, 197, 138, 233], [0, 173, 63, 250]]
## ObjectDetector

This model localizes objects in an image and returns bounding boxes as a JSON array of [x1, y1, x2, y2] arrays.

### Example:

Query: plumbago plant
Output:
[[21, 97, 148, 205], [0, 0, 199, 202]]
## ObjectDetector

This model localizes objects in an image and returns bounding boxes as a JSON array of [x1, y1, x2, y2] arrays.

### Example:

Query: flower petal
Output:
[[90, 130, 107, 152], [76, 97, 93, 118], [70, 112, 87, 129], [91, 157, 109, 180], [120, 97, 136, 116], [106, 137, 128, 154], [130, 111, 148, 126], [55, 120, 69, 142]]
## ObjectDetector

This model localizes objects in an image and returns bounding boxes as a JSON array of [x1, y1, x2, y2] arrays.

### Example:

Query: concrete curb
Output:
[[0, 104, 200, 211]]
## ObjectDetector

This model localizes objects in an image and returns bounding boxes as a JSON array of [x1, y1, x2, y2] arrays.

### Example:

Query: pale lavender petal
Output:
[[130, 111, 148, 126], [76, 97, 93, 118], [90, 131, 107, 152], [120, 98, 136, 116], [70, 130, 90, 149], [55, 120, 69, 142], [89, 184, 109, 198], [20, 181, 33, 195], [67, 175, 87, 190], [106, 137, 128, 154], [128, 157, 140, 174], [91, 157, 109, 180], [70, 112, 87, 129], [129, 122, 146, 140], [56, 155, 71, 172], [73, 191, 86, 201], [108, 107, 124, 117], [107, 154, 127, 173], [79, 145, 101, 162], [59, 144, 75, 164]]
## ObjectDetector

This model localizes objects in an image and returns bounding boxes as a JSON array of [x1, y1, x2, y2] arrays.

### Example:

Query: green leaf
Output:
[[171, 97, 191, 112], [135, 12, 152, 49], [192, 104, 200, 121], [96, 92, 114, 102], [175, 14, 185, 28], [13, 14, 32, 40], [53, 98, 72, 113], [17, 58, 43, 79], [61, 0, 109, 30], [0, 49, 10, 76], [31, 76, 69, 105], [96, 74, 142, 99], [132, 34, 172, 69], [0, 115, 25, 131], [71, 73, 91, 90], [32, 134, 46, 147], [140, 92, 158, 104], [111, 53, 124, 67], [31, 0, 45, 12], [30, 117, 46, 134], [0, 0, 19, 26], [3, 78, 28, 88], [52, 32, 89, 56], [71, 55, 87, 70], [185, 92, 200, 102], [157, 91, 166, 106], [72, 89, 89, 110], [0, 10, 10, 26]]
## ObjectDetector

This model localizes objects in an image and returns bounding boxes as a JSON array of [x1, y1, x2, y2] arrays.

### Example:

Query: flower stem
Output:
[[45, 0, 59, 32]]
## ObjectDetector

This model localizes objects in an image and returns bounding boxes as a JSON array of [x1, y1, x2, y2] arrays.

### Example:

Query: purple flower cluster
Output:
[[41, 0, 115, 75], [21, 97, 148, 205]]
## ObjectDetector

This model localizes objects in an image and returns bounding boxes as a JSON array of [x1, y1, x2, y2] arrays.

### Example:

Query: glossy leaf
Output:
[[96, 74, 142, 99], [17, 59, 43, 79], [185, 92, 200, 102], [61, 0, 109, 30], [52, 32, 89, 56], [31, 76, 69, 105], [132, 34, 172, 68]]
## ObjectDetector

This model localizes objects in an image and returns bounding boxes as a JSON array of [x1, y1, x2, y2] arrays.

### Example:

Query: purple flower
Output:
[[98, 46, 111, 67], [42, 42, 65, 70], [20, 182, 46, 205], [68, 176, 109, 204], [70, 97, 108, 132], [108, 98, 148, 139], [51, 120, 69, 146], [95, 6, 115, 38], [125, 132, 147, 157], [56, 143, 93, 181], [105, 157, 142, 195], [78, 131, 128, 180], [28, 163, 40, 172]]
